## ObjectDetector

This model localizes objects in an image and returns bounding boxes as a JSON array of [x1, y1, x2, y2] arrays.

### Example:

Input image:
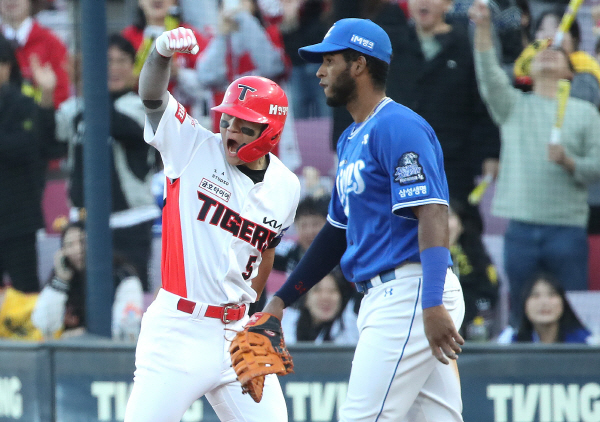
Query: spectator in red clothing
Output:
[[0, 0, 70, 109], [194, 0, 301, 170], [122, 0, 209, 122], [195, 0, 288, 133]]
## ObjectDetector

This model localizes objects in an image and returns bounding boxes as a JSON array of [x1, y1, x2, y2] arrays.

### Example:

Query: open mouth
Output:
[[227, 138, 240, 156]]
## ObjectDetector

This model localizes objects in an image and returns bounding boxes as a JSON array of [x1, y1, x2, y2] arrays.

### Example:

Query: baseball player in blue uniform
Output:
[[264, 18, 466, 421]]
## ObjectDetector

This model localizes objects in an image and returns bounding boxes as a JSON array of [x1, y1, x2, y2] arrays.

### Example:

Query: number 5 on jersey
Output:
[[242, 255, 258, 280]]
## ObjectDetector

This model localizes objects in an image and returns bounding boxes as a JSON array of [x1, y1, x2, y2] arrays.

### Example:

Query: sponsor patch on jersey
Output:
[[394, 152, 426, 185], [398, 184, 427, 199], [199, 178, 231, 202], [175, 102, 187, 124]]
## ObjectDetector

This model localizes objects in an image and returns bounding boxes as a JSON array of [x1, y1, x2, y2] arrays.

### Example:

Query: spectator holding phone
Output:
[[31, 221, 144, 341]]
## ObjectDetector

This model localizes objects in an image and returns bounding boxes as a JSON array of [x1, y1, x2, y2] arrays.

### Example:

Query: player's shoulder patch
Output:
[[175, 101, 187, 124], [394, 152, 426, 186]]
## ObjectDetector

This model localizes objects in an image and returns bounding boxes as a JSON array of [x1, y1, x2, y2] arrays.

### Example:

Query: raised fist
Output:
[[155, 27, 199, 57]]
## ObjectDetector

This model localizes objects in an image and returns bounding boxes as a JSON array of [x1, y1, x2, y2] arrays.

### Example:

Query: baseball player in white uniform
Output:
[[124, 28, 300, 422]]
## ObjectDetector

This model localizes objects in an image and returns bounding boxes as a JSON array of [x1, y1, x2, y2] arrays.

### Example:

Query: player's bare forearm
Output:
[[252, 248, 275, 300], [139, 48, 171, 112], [412, 203, 449, 251], [413, 203, 463, 364], [263, 296, 285, 321]]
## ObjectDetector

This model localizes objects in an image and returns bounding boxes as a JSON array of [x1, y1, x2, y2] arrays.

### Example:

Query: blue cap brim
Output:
[[298, 41, 348, 63]]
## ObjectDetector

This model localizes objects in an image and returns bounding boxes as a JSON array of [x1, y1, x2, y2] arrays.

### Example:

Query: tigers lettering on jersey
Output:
[[196, 192, 276, 252]]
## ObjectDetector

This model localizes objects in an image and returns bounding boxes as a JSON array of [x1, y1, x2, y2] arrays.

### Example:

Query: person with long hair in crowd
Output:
[[498, 272, 592, 344], [31, 221, 144, 340], [281, 267, 359, 345]]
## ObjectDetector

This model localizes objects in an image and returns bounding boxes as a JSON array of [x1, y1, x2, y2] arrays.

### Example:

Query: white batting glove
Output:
[[155, 27, 200, 57]]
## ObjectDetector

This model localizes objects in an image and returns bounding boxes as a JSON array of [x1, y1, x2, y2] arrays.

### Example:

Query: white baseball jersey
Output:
[[144, 93, 300, 305]]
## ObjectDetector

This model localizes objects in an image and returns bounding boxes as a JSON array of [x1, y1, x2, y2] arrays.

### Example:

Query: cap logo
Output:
[[237, 84, 257, 101], [350, 34, 374, 50], [324, 24, 335, 39]]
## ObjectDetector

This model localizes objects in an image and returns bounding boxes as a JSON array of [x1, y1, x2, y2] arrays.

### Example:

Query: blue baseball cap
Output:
[[298, 18, 392, 64]]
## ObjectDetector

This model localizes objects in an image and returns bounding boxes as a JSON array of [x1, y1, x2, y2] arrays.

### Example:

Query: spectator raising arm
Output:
[[196, 9, 285, 88], [470, 0, 519, 126]]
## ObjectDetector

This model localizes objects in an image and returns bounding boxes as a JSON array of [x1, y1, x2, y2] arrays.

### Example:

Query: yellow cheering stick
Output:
[[550, 79, 571, 145], [553, 0, 585, 48], [515, 0, 583, 79], [468, 174, 494, 205]]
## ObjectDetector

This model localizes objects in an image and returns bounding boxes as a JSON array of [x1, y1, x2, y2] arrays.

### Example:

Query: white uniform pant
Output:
[[340, 264, 465, 422], [124, 289, 288, 422]]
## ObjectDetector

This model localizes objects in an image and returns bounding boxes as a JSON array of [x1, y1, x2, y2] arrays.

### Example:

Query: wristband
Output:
[[420, 246, 449, 309], [155, 34, 174, 58], [50, 276, 70, 293]]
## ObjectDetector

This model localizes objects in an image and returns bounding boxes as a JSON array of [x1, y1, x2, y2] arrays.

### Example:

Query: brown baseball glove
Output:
[[229, 312, 294, 403]]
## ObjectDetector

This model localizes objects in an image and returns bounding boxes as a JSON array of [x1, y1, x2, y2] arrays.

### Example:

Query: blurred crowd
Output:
[[0, 0, 599, 345]]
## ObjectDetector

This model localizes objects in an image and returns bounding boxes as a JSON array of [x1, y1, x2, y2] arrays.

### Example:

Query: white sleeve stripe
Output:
[[327, 215, 347, 229], [392, 199, 449, 211]]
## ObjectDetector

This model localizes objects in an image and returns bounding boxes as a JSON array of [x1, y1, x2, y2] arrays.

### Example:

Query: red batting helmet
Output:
[[212, 76, 288, 163]]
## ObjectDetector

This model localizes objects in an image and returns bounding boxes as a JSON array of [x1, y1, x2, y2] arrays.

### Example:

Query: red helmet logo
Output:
[[212, 76, 288, 163]]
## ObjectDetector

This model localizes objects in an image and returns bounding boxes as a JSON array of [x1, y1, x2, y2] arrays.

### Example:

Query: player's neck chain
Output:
[[367, 96, 389, 120], [350, 96, 389, 138]]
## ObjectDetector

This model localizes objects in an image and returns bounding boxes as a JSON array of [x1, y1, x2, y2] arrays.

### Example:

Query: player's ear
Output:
[[353, 56, 368, 76]]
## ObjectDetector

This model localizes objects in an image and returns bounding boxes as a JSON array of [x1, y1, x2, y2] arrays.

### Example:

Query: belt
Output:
[[176, 298, 247, 323], [355, 267, 398, 293]]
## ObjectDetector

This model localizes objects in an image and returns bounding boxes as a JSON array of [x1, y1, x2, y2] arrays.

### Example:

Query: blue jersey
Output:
[[328, 98, 450, 283]]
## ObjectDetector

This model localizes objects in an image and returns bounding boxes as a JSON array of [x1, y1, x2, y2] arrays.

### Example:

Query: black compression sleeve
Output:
[[274, 221, 347, 307]]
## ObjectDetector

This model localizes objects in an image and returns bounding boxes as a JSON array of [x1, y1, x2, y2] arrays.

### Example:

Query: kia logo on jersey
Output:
[[237, 84, 257, 101], [263, 217, 282, 230]]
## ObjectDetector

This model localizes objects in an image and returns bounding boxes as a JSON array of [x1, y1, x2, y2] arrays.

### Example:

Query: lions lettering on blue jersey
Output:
[[327, 98, 451, 283]]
